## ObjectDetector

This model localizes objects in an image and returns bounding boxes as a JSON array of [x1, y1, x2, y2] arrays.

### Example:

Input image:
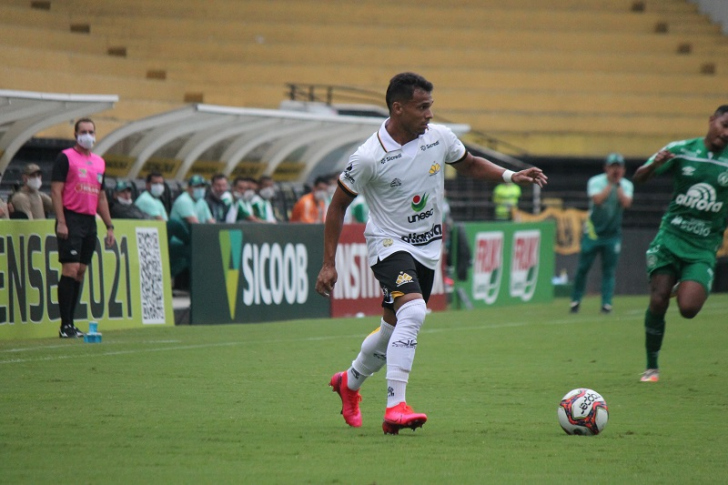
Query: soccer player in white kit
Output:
[[315, 72, 548, 434]]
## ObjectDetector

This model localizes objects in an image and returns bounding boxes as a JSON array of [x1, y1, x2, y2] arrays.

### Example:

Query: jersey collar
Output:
[[377, 119, 400, 153]]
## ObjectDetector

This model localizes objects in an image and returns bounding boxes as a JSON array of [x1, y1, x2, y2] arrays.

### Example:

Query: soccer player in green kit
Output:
[[633, 105, 728, 382]]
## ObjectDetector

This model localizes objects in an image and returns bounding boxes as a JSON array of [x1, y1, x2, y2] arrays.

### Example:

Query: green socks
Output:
[[644, 309, 666, 369]]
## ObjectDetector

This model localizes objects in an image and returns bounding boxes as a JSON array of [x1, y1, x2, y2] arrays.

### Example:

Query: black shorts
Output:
[[371, 251, 435, 311], [57, 210, 97, 265]]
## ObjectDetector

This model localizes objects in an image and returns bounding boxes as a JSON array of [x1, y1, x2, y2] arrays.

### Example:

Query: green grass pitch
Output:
[[1, 294, 727, 484]]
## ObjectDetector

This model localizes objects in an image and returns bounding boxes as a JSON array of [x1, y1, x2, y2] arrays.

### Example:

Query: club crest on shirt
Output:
[[718, 172, 728, 187], [429, 163, 441, 176]]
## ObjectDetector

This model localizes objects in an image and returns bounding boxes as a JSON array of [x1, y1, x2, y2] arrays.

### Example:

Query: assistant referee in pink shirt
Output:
[[50, 118, 115, 338]]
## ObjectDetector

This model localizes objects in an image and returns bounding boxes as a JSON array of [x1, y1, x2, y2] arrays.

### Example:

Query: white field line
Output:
[[0, 305, 725, 365]]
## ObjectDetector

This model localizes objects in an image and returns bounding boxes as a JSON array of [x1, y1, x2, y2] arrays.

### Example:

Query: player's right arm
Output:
[[633, 149, 676, 184], [316, 186, 355, 297], [50, 153, 69, 239]]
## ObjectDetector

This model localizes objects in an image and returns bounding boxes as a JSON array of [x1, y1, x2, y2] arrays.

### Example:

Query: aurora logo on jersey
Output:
[[675, 183, 723, 212], [411, 193, 428, 212], [401, 223, 443, 246], [472, 231, 503, 305]]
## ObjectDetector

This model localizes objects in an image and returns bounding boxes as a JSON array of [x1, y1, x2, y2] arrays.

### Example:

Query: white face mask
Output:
[[117, 197, 133, 206], [193, 187, 206, 201], [314, 190, 328, 202], [327, 184, 336, 197], [27, 177, 42, 191], [77, 133, 96, 150], [259, 187, 275, 200], [150, 183, 165, 198], [243, 190, 256, 202]]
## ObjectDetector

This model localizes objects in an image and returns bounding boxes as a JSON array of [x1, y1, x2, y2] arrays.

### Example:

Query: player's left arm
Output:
[[97, 188, 115, 248], [452, 152, 548, 187]]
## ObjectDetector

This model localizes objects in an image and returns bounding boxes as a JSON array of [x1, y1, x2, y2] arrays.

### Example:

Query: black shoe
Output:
[[569, 301, 580, 314], [59, 325, 84, 338], [600, 304, 612, 314]]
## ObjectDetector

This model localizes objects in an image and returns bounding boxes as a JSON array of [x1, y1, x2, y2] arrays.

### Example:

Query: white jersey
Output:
[[339, 120, 466, 269]]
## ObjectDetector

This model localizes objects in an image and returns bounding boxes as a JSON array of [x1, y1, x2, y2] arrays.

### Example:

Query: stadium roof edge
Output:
[[0, 89, 118, 177]]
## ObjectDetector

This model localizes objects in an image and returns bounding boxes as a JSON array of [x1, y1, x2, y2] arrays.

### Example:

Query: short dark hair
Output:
[[211, 173, 227, 183], [258, 175, 273, 184], [385, 72, 433, 112], [714, 105, 728, 117], [74, 118, 95, 133], [313, 175, 329, 187], [146, 171, 163, 183]]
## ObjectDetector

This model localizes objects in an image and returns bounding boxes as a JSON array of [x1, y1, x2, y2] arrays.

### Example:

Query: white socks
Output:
[[386, 299, 427, 408], [347, 318, 394, 391]]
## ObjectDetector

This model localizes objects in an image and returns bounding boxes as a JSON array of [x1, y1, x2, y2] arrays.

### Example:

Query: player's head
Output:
[[74, 118, 95, 135], [386, 72, 434, 139], [706, 105, 728, 152], [604, 152, 625, 180], [386, 72, 433, 112]]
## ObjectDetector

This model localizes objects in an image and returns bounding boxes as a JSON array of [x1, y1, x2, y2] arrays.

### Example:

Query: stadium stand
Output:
[[0, 0, 726, 225], [0, 0, 726, 160]]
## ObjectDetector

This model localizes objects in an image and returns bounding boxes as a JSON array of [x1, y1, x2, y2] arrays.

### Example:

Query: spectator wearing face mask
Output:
[[109, 180, 151, 220], [8, 163, 53, 219], [206, 173, 233, 223], [226, 177, 263, 223], [252, 175, 279, 223], [290, 176, 329, 223], [170, 174, 215, 226], [134, 171, 168, 221]]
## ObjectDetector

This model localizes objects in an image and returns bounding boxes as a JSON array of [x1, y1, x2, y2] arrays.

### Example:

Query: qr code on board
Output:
[[136, 227, 166, 324]]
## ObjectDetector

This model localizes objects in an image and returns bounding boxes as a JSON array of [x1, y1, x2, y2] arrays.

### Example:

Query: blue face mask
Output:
[[193, 187, 206, 201]]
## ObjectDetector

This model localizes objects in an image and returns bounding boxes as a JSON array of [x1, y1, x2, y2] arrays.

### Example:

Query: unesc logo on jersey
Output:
[[510, 230, 541, 302], [472, 232, 503, 305]]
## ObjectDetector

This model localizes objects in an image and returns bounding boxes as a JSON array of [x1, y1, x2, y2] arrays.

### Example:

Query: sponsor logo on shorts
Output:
[[396, 272, 413, 287], [383, 238, 393, 247], [675, 183, 723, 212], [401, 223, 442, 246], [429, 163, 441, 176], [411, 193, 428, 212]]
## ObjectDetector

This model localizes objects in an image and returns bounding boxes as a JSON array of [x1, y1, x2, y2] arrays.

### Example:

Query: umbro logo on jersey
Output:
[[682, 166, 696, 176], [396, 272, 413, 286], [390, 178, 402, 188], [429, 163, 441, 176]]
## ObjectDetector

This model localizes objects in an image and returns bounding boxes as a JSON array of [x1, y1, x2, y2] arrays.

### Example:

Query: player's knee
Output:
[[395, 298, 427, 333], [678, 304, 701, 319]]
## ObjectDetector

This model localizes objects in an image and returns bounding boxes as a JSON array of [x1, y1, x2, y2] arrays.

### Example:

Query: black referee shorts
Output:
[[57, 210, 98, 265], [371, 251, 435, 311]]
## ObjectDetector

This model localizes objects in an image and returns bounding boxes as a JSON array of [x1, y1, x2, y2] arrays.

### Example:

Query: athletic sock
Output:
[[386, 299, 427, 408], [348, 319, 394, 391], [644, 308, 666, 369], [58, 276, 76, 328], [71, 280, 82, 326]]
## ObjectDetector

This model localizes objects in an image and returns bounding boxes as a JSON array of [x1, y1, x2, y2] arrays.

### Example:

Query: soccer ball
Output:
[[557, 388, 608, 435]]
